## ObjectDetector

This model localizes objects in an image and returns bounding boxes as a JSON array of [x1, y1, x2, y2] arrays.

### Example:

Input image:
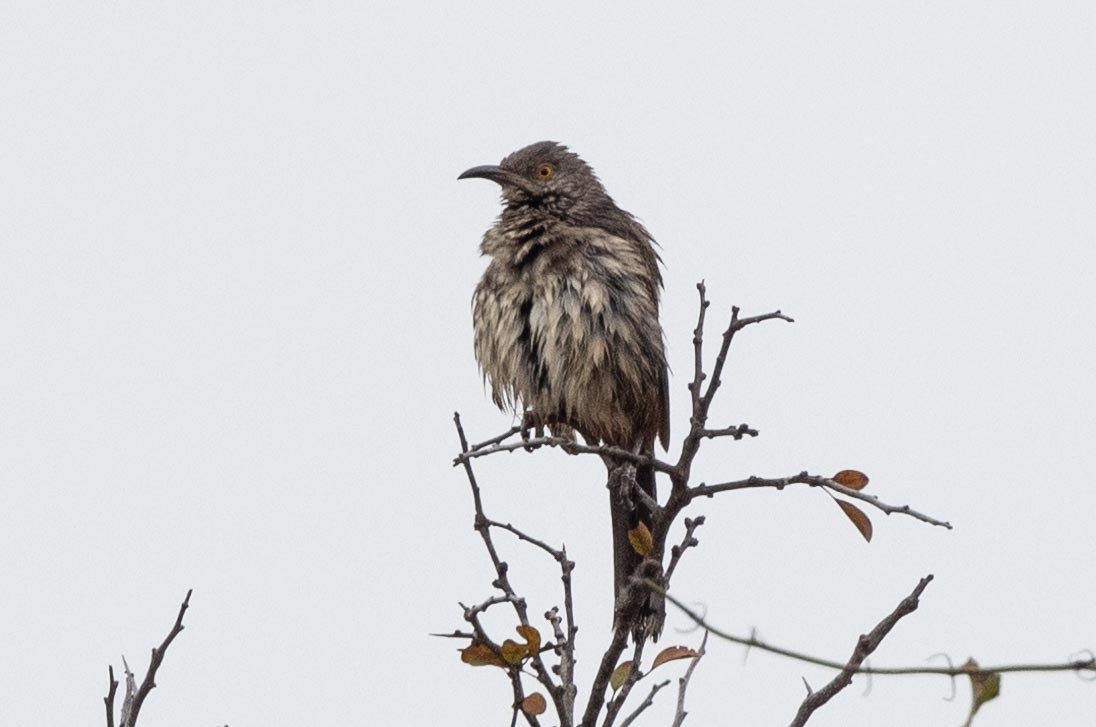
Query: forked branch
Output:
[[103, 589, 192, 727]]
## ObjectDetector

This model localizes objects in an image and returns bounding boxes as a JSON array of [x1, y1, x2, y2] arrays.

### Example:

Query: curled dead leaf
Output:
[[628, 522, 653, 557], [832, 469, 870, 490], [652, 645, 699, 670], [521, 692, 547, 716], [516, 624, 541, 655], [835, 499, 873, 542]]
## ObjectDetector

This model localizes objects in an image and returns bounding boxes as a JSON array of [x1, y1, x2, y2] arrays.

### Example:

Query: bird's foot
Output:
[[520, 411, 546, 451]]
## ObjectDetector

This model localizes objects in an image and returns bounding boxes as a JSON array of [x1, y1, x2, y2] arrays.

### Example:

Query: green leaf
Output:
[[609, 661, 633, 692]]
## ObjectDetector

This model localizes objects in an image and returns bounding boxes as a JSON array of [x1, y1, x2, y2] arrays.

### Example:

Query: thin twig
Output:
[[619, 679, 670, 727], [672, 290, 793, 494], [691, 472, 952, 529], [470, 425, 524, 452], [487, 519, 567, 561], [456, 436, 677, 475], [672, 631, 708, 727], [790, 577, 931, 726], [664, 516, 705, 587], [462, 594, 522, 619], [702, 307, 795, 411], [689, 281, 711, 406], [700, 424, 759, 440], [559, 547, 578, 718], [603, 637, 649, 727]]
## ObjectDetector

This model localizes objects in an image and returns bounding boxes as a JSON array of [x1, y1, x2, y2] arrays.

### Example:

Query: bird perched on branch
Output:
[[459, 141, 670, 641]]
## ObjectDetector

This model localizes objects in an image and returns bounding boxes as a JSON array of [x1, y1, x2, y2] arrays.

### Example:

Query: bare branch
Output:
[[103, 665, 118, 727], [487, 518, 567, 561], [790, 577, 931, 726], [672, 631, 708, 727], [103, 593, 192, 727], [454, 413, 570, 725], [455, 434, 677, 475], [580, 624, 630, 727], [674, 289, 794, 492], [664, 516, 705, 587], [469, 425, 524, 452], [123, 590, 192, 726], [619, 679, 670, 727], [701, 307, 794, 411], [699, 424, 759, 440], [558, 548, 579, 718], [462, 593, 523, 620], [602, 637, 649, 727], [689, 281, 711, 405]]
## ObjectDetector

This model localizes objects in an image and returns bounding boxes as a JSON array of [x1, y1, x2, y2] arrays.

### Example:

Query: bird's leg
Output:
[[520, 410, 546, 450]]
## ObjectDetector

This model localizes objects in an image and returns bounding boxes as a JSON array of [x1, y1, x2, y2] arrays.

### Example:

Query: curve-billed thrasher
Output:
[[459, 141, 669, 641]]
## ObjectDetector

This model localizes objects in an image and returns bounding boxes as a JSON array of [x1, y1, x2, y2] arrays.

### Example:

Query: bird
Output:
[[459, 141, 670, 641]]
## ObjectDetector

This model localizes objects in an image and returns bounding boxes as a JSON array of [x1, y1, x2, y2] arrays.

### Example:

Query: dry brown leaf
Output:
[[651, 645, 699, 670], [460, 642, 506, 668], [962, 658, 1001, 726], [836, 499, 873, 542], [516, 624, 541, 655], [609, 661, 634, 692], [500, 639, 527, 665], [833, 469, 870, 490], [628, 522, 653, 556], [521, 692, 547, 716]]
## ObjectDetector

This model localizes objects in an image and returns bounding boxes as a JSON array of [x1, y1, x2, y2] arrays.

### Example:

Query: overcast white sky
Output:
[[2, 3, 1094, 725]]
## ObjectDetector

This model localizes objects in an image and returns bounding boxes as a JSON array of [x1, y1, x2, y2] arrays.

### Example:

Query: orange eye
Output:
[[536, 164, 553, 180]]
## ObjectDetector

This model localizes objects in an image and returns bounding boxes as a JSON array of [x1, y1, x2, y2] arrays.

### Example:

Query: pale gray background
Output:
[[1, 2, 1094, 725]]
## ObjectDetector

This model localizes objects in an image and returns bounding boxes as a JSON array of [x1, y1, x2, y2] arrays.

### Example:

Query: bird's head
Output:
[[458, 141, 608, 219]]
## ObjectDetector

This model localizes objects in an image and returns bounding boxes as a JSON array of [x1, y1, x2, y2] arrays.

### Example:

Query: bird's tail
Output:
[[609, 460, 665, 642]]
